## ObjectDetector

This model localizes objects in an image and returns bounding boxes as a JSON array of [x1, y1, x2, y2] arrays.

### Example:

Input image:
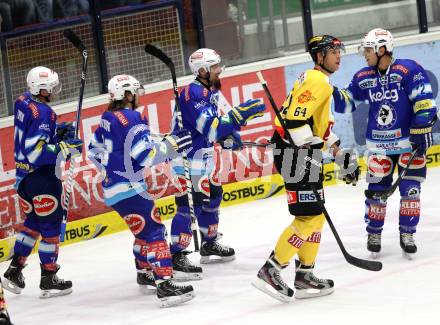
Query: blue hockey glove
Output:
[[56, 122, 75, 141], [335, 148, 359, 186], [228, 99, 266, 127], [219, 131, 243, 150], [164, 129, 192, 154], [409, 126, 433, 155], [57, 138, 83, 160]]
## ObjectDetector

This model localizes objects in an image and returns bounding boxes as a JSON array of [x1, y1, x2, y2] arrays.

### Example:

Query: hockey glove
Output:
[[56, 122, 75, 141], [228, 99, 265, 127], [164, 129, 192, 154], [219, 131, 243, 150], [409, 126, 433, 155], [57, 138, 83, 160], [335, 148, 359, 186]]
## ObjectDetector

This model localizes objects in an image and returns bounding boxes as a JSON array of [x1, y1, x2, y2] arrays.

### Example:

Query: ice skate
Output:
[[39, 264, 72, 298], [294, 261, 334, 299], [137, 269, 156, 293], [156, 279, 195, 308], [172, 251, 203, 281], [200, 240, 235, 264], [252, 253, 294, 303], [367, 233, 381, 259], [0, 309, 13, 325], [3, 256, 26, 294], [400, 233, 417, 260]]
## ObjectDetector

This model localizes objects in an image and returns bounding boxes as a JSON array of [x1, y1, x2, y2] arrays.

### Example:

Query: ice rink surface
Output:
[[2, 168, 439, 325]]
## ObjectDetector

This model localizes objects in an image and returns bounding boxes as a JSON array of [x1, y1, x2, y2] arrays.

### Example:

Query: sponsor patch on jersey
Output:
[[198, 176, 210, 196], [413, 72, 424, 82], [38, 123, 50, 132], [376, 103, 397, 129], [19, 197, 33, 214], [178, 233, 192, 248], [297, 90, 316, 104], [287, 234, 304, 248], [356, 69, 375, 78], [286, 190, 297, 204], [398, 153, 426, 169], [368, 204, 386, 220], [288, 189, 324, 203], [392, 64, 409, 74], [208, 224, 218, 237], [203, 88, 209, 97], [389, 73, 403, 83], [400, 199, 420, 216], [100, 118, 111, 132], [414, 99, 433, 112], [194, 100, 208, 109], [367, 155, 393, 177], [359, 78, 377, 89], [151, 207, 162, 224], [123, 214, 146, 235], [306, 232, 321, 243], [33, 194, 58, 217], [113, 111, 129, 126], [405, 186, 420, 198], [369, 88, 399, 103], [147, 240, 171, 260], [371, 128, 402, 140]]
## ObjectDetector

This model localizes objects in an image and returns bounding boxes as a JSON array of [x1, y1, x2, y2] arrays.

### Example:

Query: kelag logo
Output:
[[223, 185, 265, 202]]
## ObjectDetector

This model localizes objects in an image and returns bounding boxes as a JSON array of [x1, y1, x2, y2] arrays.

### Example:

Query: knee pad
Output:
[[399, 153, 426, 183]]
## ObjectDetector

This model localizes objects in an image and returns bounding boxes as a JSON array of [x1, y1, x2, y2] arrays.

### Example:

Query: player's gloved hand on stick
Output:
[[219, 131, 243, 150], [229, 99, 266, 126], [57, 138, 83, 160], [56, 122, 75, 141], [409, 126, 433, 155], [335, 148, 359, 186], [164, 129, 192, 154]]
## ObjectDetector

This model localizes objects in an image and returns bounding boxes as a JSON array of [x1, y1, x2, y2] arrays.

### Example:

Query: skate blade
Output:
[[295, 287, 335, 299], [251, 278, 293, 303], [402, 250, 416, 260], [40, 287, 73, 299], [159, 292, 195, 308], [173, 270, 203, 281], [370, 252, 379, 259], [2, 278, 23, 294], [200, 255, 235, 264]]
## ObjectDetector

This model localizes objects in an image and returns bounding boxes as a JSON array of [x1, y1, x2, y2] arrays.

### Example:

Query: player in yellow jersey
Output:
[[253, 35, 359, 302]]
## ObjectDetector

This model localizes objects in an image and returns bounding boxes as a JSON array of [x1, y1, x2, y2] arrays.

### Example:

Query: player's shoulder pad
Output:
[[187, 81, 210, 101], [354, 66, 376, 79]]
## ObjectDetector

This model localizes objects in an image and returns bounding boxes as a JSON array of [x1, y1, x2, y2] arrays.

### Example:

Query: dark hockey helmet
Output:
[[308, 35, 345, 62]]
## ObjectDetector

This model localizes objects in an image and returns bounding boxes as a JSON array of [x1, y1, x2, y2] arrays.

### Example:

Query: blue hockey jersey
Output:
[[171, 80, 238, 176], [333, 59, 437, 154], [14, 92, 59, 187], [89, 108, 177, 206]]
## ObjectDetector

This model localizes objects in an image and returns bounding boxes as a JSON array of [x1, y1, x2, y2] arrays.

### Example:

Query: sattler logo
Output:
[[124, 214, 145, 235], [33, 194, 58, 217]]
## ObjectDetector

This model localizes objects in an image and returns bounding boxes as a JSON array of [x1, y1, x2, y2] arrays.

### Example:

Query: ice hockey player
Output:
[[332, 28, 437, 259], [0, 279, 13, 325], [168, 48, 266, 280], [3, 66, 81, 298], [253, 35, 359, 302], [88, 74, 195, 307]]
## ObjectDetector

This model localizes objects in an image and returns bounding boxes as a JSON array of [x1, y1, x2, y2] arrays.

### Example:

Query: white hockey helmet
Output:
[[359, 28, 394, 54], [188, 48, 222, 76], [108, 74, 145, 101], [26, 66, 61, 95]]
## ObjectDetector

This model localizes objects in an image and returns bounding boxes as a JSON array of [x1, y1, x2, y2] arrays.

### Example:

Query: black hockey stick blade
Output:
[[145, 44, 173, 68], [346, 254, 382, 271], [63, 29, 85, 51]]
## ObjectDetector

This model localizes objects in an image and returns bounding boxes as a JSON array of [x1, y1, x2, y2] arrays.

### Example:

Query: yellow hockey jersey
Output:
[[275, 68, 339, 149]]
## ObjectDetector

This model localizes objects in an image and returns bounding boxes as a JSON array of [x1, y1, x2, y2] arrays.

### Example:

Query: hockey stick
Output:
[[365, 147, 418, 201], [257, 71, 382, 272], [60, 29, 88, 242], [144, 44, 200, 251], [242, 141, 272, 148]]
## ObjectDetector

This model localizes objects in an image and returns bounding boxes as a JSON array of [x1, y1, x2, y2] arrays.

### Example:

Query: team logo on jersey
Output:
[[406, 186, 420, 198], [124, 214, 146, 235], [398, 153, 426, 169], [33, 194, 58, 217], [297, 90, 316, 104], [150, 207, 163, 224], [376, 104, 397, 129], [198, 177, 210, 196], [19, 197, 33, 214], [368, 155, 393, 177]]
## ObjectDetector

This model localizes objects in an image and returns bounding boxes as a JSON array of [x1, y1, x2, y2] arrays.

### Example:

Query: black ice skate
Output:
[[400, 233, 417, 259], [156, 279, 195, 308], [252, 253, 294, 303], [294, 260, 334, 299], [172, 251, 203, 281], [39, 264, 72, 298], [367, 233, 382, 259], [199, 240, 235, 264], [3, 256, 26, 294], [0, 309, 13, 325], [137, 269, 157, 292]]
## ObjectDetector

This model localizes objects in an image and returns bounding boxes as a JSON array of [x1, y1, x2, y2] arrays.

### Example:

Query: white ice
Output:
[[2, 168, 440, 325]]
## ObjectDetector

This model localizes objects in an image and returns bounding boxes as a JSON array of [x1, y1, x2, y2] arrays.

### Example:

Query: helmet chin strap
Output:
[[318, 53, 335, 74]]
